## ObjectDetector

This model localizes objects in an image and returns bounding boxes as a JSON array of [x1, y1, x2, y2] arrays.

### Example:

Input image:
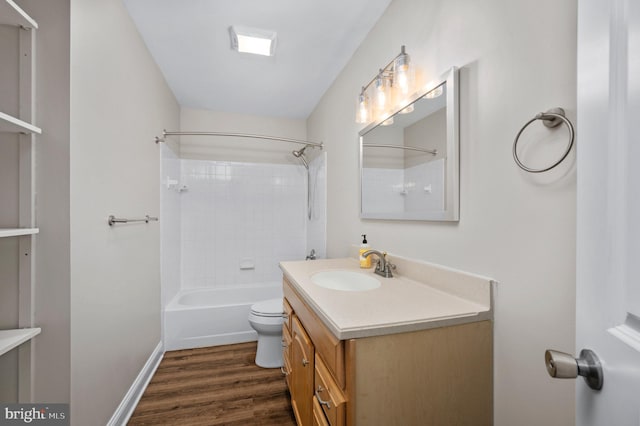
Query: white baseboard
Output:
[[107, 341, 164, 426]]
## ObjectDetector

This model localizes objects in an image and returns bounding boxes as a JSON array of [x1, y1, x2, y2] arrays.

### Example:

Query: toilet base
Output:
[[255, 334, 283, 368]]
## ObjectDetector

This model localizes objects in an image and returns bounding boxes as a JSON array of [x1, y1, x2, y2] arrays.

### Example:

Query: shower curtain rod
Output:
[[155, 130, 323, 148], [362, 143, 437, 155]]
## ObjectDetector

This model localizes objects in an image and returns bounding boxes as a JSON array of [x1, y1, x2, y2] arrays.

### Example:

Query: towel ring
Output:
[[513, 107, 575, 173]]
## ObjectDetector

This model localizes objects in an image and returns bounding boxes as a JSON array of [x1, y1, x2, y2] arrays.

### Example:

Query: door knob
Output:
[[544, 349, 603, 390]]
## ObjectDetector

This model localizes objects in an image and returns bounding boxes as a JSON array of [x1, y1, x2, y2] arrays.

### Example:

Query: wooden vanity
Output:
[[280, 257, 494, 426]]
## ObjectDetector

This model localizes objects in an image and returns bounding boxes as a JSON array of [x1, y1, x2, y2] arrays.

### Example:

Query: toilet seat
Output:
[[250, 298, 283, 317]]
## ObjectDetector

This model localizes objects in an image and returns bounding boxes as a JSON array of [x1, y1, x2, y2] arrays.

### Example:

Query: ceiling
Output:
[[123, 0, 393, 119]]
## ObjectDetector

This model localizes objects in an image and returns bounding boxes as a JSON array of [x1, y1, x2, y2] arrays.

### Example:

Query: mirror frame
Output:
[[359, 66, 459, 221]]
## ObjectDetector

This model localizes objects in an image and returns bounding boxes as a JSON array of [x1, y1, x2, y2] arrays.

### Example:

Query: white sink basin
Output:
[[311, 270, 381, 292]]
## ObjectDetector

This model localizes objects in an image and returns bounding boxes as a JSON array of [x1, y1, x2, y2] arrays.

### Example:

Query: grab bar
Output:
[[108, 215, 159, 226]]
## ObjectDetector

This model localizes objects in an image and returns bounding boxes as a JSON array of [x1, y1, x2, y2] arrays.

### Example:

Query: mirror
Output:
[[359, 67, 459, 221]]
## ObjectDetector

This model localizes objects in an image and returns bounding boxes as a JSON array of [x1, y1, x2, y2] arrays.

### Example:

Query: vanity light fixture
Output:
[[425, 85, 443, 99], [229, 25, 277, 57], [355, 45, 416, 124], [398, 104, 414, 114]]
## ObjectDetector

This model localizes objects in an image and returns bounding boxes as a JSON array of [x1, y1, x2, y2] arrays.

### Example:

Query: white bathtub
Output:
[[164, 282, 283, 351]]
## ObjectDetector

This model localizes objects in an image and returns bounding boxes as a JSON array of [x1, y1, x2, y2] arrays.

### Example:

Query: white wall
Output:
[[70, 0, 179, 424], [307, 0, 577, 425], [180, 107, 308, 164]]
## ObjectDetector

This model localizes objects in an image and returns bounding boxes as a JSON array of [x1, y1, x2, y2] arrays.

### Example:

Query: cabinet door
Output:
[[291, 316, 315, 426], [312, 397, 331, 426], [282, 325, 292, 388]]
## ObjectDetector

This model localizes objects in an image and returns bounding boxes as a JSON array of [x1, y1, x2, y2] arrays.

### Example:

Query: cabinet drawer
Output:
[[314, 354, 346, 426], [283, 297, 293, 333], [284, 277, 346, 388], [313, 396, 331, 426]]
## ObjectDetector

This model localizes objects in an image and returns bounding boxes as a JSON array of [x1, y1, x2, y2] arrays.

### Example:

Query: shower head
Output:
[[292, 145, 308, 158], [292, 145, 310, 169]]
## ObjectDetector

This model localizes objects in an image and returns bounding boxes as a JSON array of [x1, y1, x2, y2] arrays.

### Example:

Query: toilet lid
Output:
[[251, 298, 283, 317]]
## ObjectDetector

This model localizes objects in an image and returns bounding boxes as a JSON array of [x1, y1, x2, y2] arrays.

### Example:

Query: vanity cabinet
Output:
[[282, 276, 492, 426]]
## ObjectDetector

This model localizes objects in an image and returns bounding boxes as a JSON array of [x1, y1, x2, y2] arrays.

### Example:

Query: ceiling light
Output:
[[229, 26, 277, 57]]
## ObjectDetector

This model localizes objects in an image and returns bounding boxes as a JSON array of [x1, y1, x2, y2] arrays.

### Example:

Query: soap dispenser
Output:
[[359, 234, 371, 268]]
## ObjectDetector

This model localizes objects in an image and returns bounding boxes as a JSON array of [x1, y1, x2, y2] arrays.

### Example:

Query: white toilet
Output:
[[248, 298, 284, 368]]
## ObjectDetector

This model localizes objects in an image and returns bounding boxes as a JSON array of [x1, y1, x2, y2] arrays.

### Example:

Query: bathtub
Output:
[[164, 282, 283, 351]]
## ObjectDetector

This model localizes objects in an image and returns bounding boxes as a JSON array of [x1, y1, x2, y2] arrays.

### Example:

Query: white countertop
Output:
[[280, 257, 493, 340]]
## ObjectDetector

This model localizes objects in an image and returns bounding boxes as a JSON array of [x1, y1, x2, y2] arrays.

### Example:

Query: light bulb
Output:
[[374, 73, 391, 114], [381, 117, 394, 126], [425, 85, 443, 99], [393, 46, 414, 97], [356, 89, 370, 124], [398, 103, 414, 114]]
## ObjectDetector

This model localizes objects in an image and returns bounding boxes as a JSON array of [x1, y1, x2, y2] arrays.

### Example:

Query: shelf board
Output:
[[0, 328, 41, 357], [0, 228, 39, 238], [0, 111, 41, 135], [0, 0, 38, 29]]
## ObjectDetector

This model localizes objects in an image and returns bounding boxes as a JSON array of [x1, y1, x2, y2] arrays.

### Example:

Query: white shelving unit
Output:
[[0, 0, 37, 29], [0, 111, 42, 134], [0, 0, 40, 402], [0, 328, 41, 357], [0, 228, 39, 238]]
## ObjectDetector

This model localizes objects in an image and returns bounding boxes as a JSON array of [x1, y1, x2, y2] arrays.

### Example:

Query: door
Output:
[[575, 0, 640, 423]]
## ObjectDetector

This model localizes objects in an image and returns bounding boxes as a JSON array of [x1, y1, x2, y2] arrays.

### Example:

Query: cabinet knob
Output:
[[280, 366, 289, 376], [315, 386, 331, 409], [544, 349, 603, 390], [302, 358, 309, 366]]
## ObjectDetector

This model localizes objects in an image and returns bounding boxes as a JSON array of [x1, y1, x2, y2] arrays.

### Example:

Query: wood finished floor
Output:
[[128, 342, 296, 426]]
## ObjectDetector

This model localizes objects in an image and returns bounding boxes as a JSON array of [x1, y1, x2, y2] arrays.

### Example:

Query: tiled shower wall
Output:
[[307, 153, 327, 259], [362, 159, 444, 214], [180, 159, 307, 288], [404, 158, 445, 212], [361, 168, 405, 213], [160, 144, 182, 306]]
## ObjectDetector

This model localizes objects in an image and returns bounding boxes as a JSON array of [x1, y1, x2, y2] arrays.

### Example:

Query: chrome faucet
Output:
[[362, 250, 396, 278], [306, 249, 316, 260]]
